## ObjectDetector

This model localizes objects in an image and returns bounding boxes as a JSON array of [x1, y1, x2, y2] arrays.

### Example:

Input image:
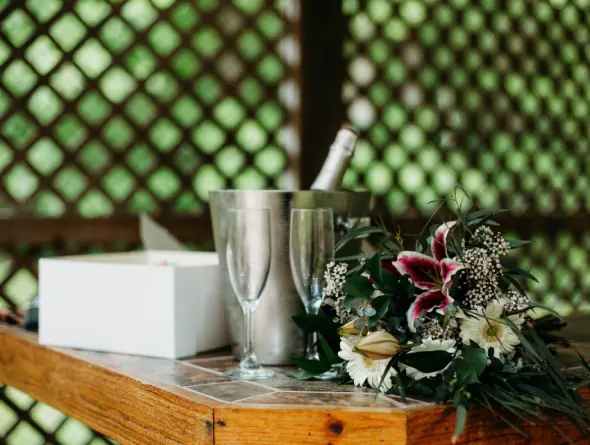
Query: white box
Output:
[[39, 250, 230, 359]]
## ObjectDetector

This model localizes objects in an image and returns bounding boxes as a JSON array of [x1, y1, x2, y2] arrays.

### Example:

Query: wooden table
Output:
[[0, 321, 589, 445]]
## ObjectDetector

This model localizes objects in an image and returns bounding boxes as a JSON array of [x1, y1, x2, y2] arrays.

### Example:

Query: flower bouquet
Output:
[[291, 188, 590, 442]]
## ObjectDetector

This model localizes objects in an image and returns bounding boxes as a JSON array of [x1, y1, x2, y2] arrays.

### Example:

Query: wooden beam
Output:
[[0, 215, 214, 247], [1, 213, 588, 247], [0, 324, 588, 445]]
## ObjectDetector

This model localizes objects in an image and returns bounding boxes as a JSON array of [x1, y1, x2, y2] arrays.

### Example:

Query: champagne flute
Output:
[[289, 208, 335, 364], [225, 208, 275, 380]]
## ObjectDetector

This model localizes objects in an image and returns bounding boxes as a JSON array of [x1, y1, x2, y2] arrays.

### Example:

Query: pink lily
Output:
[[393, 221, 463, 332]]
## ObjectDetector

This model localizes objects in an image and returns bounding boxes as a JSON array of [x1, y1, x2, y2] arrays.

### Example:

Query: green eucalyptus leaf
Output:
[[455, 359, 479, 386], [341, 294, 363, 309], [353, 318, 366, 330], [461, 346, 488, 376], [343, 274, 375, 298], [453, 404, 468, 442], [365, 307, 377, 317]]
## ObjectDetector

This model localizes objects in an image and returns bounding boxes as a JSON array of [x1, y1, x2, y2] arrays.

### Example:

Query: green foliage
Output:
[[342, 274, 374, 299], [294, 186, 590, 442], [461, 346, 488, 376], [290, 309, 342, 378], [399, 350, 453, 373]]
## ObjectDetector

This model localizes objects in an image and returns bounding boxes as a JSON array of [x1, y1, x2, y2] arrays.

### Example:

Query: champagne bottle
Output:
[[310, 126, 359, 190]]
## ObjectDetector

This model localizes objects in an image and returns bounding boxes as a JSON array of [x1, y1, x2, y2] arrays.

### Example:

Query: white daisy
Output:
[[402, 338, 457, 380], [458, 300, 524, 361], [338, 337, 397, 392]]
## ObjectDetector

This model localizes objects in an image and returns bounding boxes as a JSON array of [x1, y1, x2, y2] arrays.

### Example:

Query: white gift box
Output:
[[39, 250, 230, 359]]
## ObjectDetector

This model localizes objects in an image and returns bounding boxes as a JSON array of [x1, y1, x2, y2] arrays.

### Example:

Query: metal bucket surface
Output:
[[209, 190, 371, 365]]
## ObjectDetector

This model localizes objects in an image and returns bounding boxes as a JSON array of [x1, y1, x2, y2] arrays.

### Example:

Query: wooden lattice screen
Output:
[[340, 0, 590, 315], [0, 0, 301, 443]]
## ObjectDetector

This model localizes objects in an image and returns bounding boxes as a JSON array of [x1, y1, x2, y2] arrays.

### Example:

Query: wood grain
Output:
[[0, 325, 588, 445], [406, 391, 590, 445], [0, 215, 214, 245], [0, 326, 216, 445], [214, 406, 407, 445]]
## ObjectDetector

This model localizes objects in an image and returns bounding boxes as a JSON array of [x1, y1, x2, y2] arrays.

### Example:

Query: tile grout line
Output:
[[185, 355, 234, 363], [179, 360, 226, 376], [183, 387, 228, 404], [159, 359, 428, 407], [180, 360, 293, 392], [233, 401, 403, 411], [184, 381, 230, 389], [230, 389, 280, 404]]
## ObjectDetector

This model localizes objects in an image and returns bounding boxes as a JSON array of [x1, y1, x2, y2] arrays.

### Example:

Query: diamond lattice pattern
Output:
[[0, 0, 299, 443], [341, 0, 590, 313], [0, 0, 299, 219]]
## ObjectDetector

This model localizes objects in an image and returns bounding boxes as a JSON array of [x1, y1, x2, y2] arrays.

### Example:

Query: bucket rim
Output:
[[208, 189, 371, 197]]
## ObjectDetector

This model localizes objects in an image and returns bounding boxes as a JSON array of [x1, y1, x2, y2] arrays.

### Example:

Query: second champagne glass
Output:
[[289, 208, 335, 362], [225, 208, 275, 380]]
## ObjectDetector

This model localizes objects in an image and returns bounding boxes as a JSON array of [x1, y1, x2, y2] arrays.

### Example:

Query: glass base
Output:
[[224, 366, 276, 380]]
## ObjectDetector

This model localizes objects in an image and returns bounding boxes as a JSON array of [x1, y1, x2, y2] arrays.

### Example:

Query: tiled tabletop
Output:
[[76, 349, 428, 410], [61, 314, 590, 412], [1, 320, 589, 444]]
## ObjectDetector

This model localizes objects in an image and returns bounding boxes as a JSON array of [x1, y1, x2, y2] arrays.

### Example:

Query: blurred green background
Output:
[[1, 0, 589, 443]]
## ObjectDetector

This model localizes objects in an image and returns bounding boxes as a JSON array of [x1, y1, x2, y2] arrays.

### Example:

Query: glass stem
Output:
[[306, 299, 322, 360], [242, 301, 259, 366]]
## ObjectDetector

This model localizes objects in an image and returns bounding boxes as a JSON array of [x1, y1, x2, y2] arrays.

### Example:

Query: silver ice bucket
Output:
[[209, 190, 372, 365]]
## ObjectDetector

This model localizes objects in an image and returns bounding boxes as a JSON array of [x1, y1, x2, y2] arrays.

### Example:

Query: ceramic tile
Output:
[[152, 363, 228, 387], [187, 381, 276, 402], [237, 391, 400, 408], [71, 349, 179, 373], [254, 378, 374, 393], [186, 355, 236, 373], [187, 355, 298, 377]]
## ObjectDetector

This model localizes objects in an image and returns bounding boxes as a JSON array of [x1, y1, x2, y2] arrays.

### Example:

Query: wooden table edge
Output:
[[1, 325, 589, 445], [0, 326, 216, 445]]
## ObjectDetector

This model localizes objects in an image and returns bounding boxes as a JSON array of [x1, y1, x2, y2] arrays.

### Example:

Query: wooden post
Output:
[[298, 0, 347, 189]]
